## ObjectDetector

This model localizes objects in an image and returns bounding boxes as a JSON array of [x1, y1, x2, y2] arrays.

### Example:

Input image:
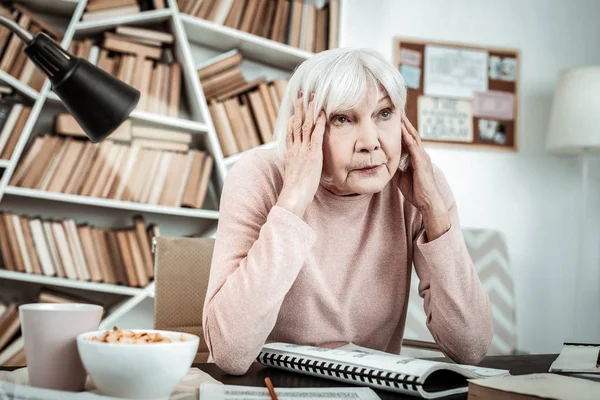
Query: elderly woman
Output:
[[203, 47, 493, 375]]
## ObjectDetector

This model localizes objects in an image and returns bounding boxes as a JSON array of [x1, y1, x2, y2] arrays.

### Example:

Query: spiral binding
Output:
[[257, 351, 420, 392]]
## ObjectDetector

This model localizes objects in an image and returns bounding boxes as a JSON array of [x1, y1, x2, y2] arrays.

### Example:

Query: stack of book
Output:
[[199, 50, 287, 157], [10, 119, 214, 209], [82, 0, 168, 21], [0, 289, 109, 367], [0, 99, 32, 161], [0, 3, 63, 91], [180, 0, 339, 52], [0, 214, 158, 289], [69, 26, 181, 118]]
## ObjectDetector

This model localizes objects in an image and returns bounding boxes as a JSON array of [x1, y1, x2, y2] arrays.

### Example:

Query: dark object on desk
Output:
[[0, 13, 139, 143]]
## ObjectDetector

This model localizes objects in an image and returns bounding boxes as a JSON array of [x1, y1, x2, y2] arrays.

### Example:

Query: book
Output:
[[86, 0, 138, 12], [1, 106, 31, 160], [468, 373, 600, 400], [81, 5, 141, 21], [0, 308, 20, 350], [328, 0, 339, 48], [223, 0, 246, 28], [549, 342, 600, 377], [116, 26, 174, 44], [197, 50, 242, 81], [257, 342, 507, 398]]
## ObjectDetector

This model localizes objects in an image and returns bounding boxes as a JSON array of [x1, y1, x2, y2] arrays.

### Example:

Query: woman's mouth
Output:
[[355, 165, 382, 174]]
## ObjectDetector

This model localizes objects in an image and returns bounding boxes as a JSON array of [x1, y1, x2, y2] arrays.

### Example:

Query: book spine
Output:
[[256, 351, 421, 395]]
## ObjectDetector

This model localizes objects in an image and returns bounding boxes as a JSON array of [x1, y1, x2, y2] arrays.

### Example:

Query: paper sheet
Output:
[[399, 48, 422, 67], [199, 383, 382, 400], [424, 45, 488, 99], [399, 65, 421, 89], [418, 96, 473, 142]]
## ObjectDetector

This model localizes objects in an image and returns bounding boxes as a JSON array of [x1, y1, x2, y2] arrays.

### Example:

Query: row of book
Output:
[[0, 101, 31, 161], [180, 0, 339, 52], [0, 3, 63, 92], [0, 290, 110, 367], [82, 0, 167, 21], [0, 214, 158, 288], [10, 127, 214, 209], [72, 26, 181, 118], [199, 50, 287, 157]]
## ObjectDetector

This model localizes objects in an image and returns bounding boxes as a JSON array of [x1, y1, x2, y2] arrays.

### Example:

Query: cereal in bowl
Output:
[[86, 327, 186, 343]]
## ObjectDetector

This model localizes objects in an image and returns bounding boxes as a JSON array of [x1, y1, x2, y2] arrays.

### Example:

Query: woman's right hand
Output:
[[276, 91, 326, 218]]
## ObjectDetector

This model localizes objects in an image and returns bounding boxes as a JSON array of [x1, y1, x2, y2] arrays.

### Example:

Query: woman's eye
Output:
[[334, 115, 348, 124], [379, 108, 393, 119]]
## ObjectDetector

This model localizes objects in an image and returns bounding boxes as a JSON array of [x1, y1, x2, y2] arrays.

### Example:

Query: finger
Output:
[[402, 124, 421, 162], [286, 116, 294, 147], [293, 91, 304, 143], [402, 114, 422, 146], [311, 111, 326, 149], [302, 93, 316, 143]]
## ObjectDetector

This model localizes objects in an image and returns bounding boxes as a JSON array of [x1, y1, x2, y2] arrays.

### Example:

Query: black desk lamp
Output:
[[1, 17, 140, 143]]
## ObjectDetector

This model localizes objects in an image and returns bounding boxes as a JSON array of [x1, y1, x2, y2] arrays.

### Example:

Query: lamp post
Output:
[[546, 66, 600, 340]]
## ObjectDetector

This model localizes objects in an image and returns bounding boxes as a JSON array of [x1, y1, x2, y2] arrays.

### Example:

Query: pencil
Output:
[[264, 377, 279, 400]]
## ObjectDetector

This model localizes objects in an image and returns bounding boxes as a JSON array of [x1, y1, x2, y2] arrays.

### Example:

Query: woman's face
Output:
[[321, 84, 403, 196]]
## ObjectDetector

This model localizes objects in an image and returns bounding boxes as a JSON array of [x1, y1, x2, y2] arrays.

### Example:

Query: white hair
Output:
[[273, 47, 410, 170]]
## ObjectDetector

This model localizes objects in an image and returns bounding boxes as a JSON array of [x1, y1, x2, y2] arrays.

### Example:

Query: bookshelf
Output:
[[0, 0, 342, 341]]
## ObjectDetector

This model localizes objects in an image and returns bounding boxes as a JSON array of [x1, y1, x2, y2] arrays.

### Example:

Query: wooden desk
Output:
[[195, 354, 558, 400], [1, 354, 557, 399]]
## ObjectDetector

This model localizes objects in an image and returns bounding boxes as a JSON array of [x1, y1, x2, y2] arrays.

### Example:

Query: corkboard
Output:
[[394, 37, 520, 151]]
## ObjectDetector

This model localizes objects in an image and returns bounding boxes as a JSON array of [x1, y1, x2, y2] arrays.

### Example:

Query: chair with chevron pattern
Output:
[[401, 228, 518, 358]]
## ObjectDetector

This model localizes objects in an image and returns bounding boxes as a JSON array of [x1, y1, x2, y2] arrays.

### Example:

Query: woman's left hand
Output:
[[399, 115, 451, 240]]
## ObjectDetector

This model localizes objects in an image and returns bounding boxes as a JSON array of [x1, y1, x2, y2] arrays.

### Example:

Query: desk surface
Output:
[[1, 354, 557, 400], [195, 354, 557, 400]]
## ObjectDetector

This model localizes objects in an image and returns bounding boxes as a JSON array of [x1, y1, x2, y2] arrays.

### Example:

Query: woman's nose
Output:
[[356, 123, 380, 152]]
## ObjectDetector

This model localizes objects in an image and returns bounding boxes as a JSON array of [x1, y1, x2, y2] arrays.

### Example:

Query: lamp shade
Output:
[[24, 33, 139, 143], [546, 66, 600, 153]]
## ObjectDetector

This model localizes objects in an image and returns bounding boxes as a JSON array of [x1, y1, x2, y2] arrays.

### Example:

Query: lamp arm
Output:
[[0, 15, 33, 43]]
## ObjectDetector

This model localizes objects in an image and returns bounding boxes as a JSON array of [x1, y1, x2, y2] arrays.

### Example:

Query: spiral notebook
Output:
[[257, 342, 508, 399]]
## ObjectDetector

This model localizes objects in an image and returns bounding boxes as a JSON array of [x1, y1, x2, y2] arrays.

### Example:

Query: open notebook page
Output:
[[199, 384, 382, 400]]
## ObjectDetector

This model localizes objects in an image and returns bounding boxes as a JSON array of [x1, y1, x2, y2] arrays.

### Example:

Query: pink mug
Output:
[[19, 303, 103, 391]]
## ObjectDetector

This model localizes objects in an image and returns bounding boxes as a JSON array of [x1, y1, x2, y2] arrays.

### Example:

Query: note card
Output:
[[424, 45, 488, 99], [472, 91, 515, 120], [418, 96, 473, 142]]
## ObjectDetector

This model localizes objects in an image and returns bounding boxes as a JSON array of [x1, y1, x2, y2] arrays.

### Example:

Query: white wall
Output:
[[339, 0, 600, 353]]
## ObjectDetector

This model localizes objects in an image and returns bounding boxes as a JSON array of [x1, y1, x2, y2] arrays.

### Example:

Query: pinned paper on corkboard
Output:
[[395, 37, 520, 151]]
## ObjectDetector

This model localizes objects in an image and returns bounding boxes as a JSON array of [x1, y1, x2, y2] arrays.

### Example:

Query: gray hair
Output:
[[273, 47, 410, 171]]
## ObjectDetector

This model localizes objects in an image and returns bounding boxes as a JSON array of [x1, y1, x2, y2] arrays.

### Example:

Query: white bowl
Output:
[[77, 329, 199, 400]]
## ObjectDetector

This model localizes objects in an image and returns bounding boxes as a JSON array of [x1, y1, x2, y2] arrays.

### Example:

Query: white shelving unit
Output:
[[0, 0, 338, 329]]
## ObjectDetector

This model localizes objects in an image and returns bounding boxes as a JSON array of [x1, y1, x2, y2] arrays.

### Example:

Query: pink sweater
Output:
[[203, 149, 493, 375]]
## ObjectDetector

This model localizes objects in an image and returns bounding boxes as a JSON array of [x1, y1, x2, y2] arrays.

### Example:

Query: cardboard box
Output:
[[153, 237, 215, 363]]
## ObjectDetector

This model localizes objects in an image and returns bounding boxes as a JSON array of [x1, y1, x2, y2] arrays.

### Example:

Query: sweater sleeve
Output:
[[203, 152, 317, 375], [412, 166, 493, 365]]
